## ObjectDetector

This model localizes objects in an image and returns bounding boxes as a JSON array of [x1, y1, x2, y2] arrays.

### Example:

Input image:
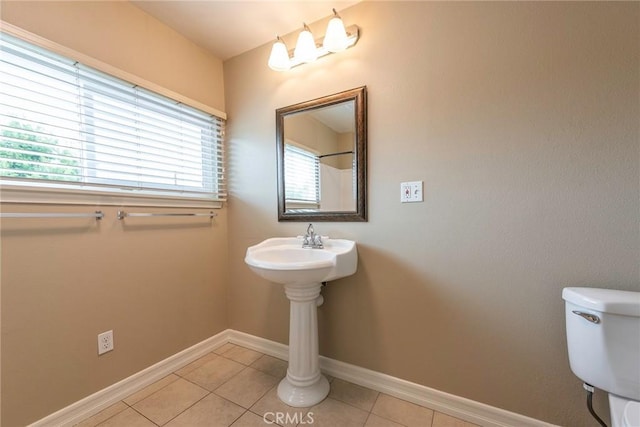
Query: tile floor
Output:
[[75, 343, 479, 427]]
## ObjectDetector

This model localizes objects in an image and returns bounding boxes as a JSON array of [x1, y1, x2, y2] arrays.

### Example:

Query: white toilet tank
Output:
[[563, 287, 640, 401]]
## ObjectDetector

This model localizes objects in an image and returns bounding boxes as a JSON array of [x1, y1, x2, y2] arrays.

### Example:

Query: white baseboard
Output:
[[29, 330, 231, 427], [31, 329, 557, 427], [227, 330, 557, 427]]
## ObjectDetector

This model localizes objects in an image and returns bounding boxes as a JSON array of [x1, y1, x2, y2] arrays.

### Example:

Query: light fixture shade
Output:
[[323, 12, 349, 52], [294, 24, 318, 63], [268, 37, 291, 71]]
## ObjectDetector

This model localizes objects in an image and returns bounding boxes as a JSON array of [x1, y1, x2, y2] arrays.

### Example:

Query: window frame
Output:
[[0, 23, 226, 209]]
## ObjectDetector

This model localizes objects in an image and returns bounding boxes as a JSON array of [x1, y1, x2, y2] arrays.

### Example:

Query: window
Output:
[[284, 142, 319, 207], [0, 32, 225, 204]]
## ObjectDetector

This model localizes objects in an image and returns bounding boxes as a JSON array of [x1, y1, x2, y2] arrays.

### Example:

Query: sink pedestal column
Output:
[[277, 282, 329, 407]]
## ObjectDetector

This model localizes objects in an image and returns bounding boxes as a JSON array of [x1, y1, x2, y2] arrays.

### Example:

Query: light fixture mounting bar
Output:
[[287, 24, 359, 69]]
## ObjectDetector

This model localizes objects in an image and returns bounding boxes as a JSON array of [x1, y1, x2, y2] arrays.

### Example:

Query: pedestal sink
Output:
[[245, 237, 357, 407]]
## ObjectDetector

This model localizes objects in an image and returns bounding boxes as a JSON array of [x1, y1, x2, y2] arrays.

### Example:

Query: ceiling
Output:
[[130, 1, 360, 61]]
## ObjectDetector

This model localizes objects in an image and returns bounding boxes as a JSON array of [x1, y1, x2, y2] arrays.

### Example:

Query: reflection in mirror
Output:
[[277, 87, 366, 221], [284, 102, 355, 212]]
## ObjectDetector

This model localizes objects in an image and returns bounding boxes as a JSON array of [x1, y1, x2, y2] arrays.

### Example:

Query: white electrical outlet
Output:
[[401, 181, 424, 203], [97, 330, 114, 355]]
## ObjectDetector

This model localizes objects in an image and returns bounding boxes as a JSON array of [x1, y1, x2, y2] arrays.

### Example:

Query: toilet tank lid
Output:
[[562, 287, 640, 317]]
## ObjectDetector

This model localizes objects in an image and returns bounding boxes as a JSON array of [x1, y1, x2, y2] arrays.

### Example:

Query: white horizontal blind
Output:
[[284, 143, 319, 205], [0, 32, 226, 201]]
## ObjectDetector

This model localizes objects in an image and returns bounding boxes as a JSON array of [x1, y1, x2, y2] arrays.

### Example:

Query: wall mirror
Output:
[[277, 86, 367, 221]]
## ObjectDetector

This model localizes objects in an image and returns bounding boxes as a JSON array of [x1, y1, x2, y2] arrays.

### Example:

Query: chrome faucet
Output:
[[302, 223, 323, 249]]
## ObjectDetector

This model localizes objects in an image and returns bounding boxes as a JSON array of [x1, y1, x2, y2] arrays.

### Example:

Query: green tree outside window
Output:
[[0, 120, 81, 181]]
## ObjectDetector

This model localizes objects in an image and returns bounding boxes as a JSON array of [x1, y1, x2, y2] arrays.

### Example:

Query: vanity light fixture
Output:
[[268, 9, 359, 71]]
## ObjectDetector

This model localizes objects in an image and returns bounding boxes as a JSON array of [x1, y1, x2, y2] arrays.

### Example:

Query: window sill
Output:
[[0, 184, 224, 209]]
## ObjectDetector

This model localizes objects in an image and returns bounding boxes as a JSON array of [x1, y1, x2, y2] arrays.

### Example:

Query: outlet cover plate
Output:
[[98, 330, 114, 355]]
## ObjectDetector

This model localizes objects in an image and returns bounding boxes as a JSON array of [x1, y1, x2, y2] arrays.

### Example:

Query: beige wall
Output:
[[0, 2, 228, 426], [224, 2, 639, 426], [0, 0, 225, 112], [1, 206, 228, 426]]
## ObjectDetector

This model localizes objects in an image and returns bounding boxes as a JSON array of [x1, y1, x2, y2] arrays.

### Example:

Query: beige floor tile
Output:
[[364, 413, 405, 427], [123, 374, 180, 406], [74, 401, 128, 427], [371, 394, 434, 427], [306, 397, 369, 427], [183, 356, 246, 391], [133, 378, 208, 425], [215, 367, 279, 408], [432, 411, 479, 427], [222, 346, 264, 365], [329, 378, 379, 412], [230, 411, 269, 427], [72, 354, 472, 427], [250, 386, 307, 427], [165, 393, 245, 427], [250, 355, 288, 379], [175, 352, 219, 377], [96, 408, 156, 427], [215, 343, 238, 355]]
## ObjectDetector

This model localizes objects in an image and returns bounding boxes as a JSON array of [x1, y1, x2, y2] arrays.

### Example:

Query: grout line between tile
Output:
[[127, 406, 160, 427], [80, 344, 475, 427], [156, 391, 210, 427]]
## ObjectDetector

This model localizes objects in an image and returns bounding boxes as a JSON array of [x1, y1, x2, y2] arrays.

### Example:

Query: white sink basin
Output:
[[245, 237, 357, 285]]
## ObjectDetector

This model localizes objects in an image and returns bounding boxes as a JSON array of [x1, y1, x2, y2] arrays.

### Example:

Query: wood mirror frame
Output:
[[276, 86, 367, 222]]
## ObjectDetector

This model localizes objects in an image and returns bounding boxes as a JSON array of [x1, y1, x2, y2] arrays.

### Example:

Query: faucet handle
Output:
[[313, 234, 323, 248]]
